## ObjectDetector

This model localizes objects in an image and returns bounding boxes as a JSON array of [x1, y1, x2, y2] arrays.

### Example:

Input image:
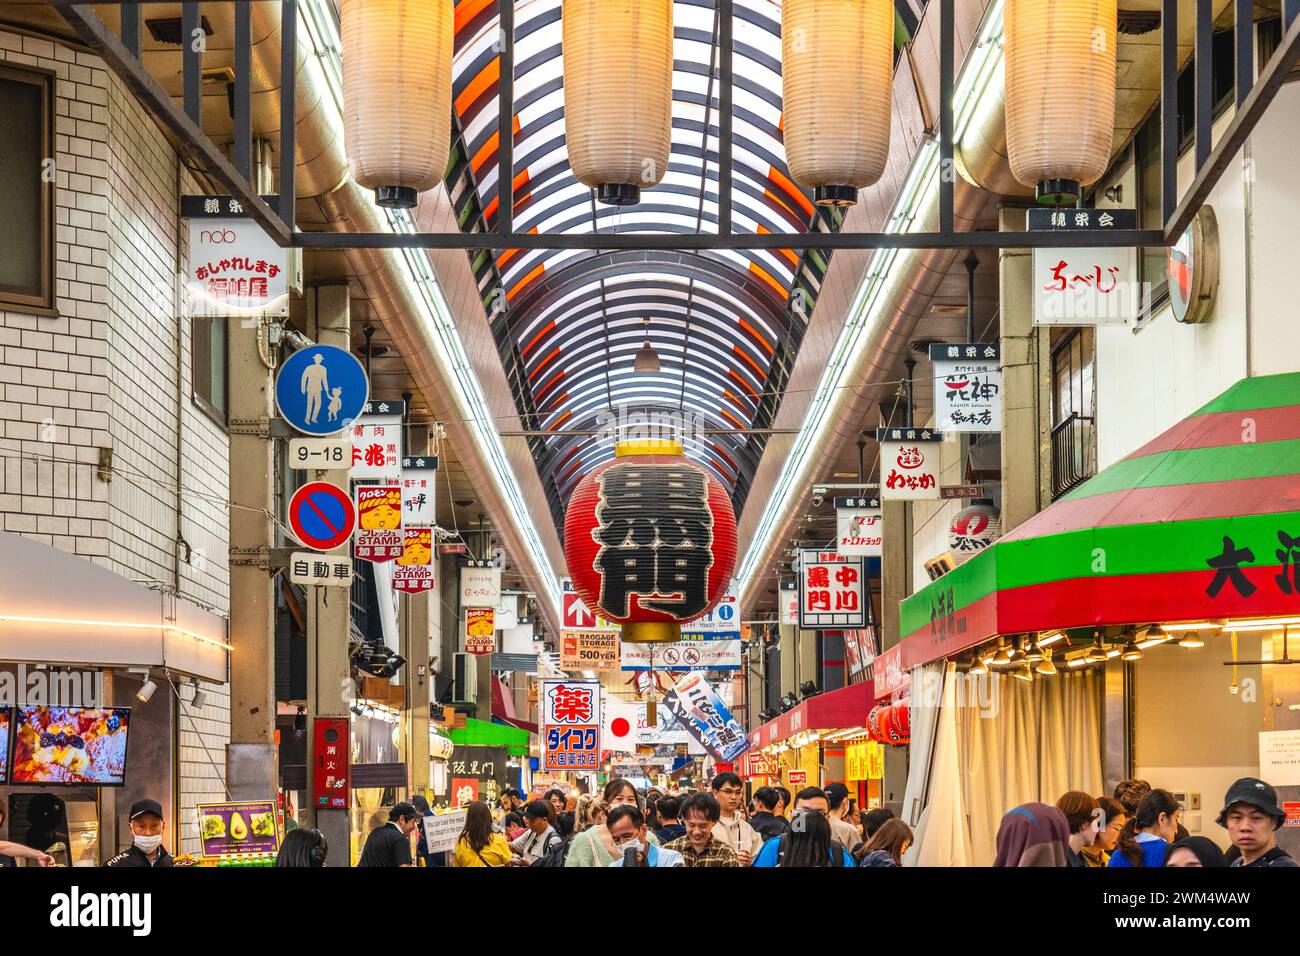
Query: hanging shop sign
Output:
[[740, 750, 778, 778], [680, 589, 740, 639], [393, 529, 436, 593], [444, 745, 508, 805], [197, 800, 280, 858], [874, 643, 907, 699], [288, 438, 352, 471], [288, 551, 353, 588], [288, 481, 356, 552], [1169, 205, 1220, 325], [948, 500, 1001, 564], [561, 578, 620, 631], [787, 770, 808, 786], [877, 428, 945, 501], [465, 607, 496, 656], [449, 778, 480, 807], [185, 214, 290, 318], [798, 550, 867, 629], [941, 485, 983, 500], [275, 345, 369, 437], [354, 485, 403, 562], [662, 671, 750, 763], [423, 809, 468, 854], [929, 343, 1002, 432], [835, 497, 882, 558], [311, 716, 350, 810], [1032, 245, 1136, 326], [349, 401, 405, 480], [461, 565, 502, 609], [399, 457, 438, 527], [559, 629, 621, 671], [1026, 207, 1138, 232], [620, 639, 743, 671], [541, 680, 602, 771], [843, 628, 876, 678], [780, 581, 799, 626], [1258, 729, 1300, 787]]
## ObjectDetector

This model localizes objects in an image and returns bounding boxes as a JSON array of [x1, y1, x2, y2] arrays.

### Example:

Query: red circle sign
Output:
[[289, 481, 356, 552], [610, 718, 631, 738]]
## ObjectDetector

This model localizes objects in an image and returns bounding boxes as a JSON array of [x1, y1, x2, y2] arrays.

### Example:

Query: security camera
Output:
[[812, 494, 824, 508]]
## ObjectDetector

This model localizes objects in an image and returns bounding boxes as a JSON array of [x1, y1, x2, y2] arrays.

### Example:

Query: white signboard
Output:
[[349, 404, 404, 480], [185, 217, 289, 317], [288, 551, 352, 587], [603, 696, 705, 753], [399, 457, 437, 527], [460, 565, 502, 609], [621, 639, 743, 671], [877, 428, 944, 501], [798, 550, 867, 629], [930, 343, 1002, 433], [288, 438, 351, 471], [780, 584, 799, 626], [680, 589, 740, 639], [423, 810, 468, 855], [1033, 245, 1137, 326], [835, 496, 882, 558], [1259, 729, 1300, 787]]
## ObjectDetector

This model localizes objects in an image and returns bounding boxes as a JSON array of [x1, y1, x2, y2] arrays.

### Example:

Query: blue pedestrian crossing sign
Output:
[[275, 344, 369, 436]]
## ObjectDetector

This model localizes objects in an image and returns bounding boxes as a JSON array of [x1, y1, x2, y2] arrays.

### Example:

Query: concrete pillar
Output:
[[998, 206, 1052, 531], [301, 284, 352, 864], [225, 311, 278, 800], [879, 500, 911, 647], [779, 622, 797, 700], [405, 432, 432, 801]]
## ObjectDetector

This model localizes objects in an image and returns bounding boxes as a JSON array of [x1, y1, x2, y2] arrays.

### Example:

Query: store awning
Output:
[[748, 680, 876, 750], [901, 371, 1300, 670], [449, 717, 531, 756]]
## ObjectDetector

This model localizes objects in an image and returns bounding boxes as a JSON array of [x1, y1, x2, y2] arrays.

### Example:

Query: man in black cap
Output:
[[1217, 777, 1297, 867], [824, 782, 861, 852], [106, 799, 177, 867], [357, 801, 422, 867]]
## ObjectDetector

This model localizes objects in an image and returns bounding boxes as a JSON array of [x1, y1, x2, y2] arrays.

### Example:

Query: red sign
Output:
[[450, 777, 480, 807], [1284, 802, 1300, 828], [312, 717, 350, 810], [875, 644, 907, 698], [799, 550, 867, 629], [289, 481, 356, 552], [787, 770, 807, 786], [466, 607, 496, 655]]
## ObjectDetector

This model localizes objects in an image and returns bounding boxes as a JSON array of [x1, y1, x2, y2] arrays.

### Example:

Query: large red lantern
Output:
[[867, 705, 886, 743], [564, 439, 737, 643]]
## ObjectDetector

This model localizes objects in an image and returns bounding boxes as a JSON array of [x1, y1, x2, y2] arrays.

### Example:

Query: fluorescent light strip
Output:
[[0, 614, 232, 652], [737, 2, 1006, 603]]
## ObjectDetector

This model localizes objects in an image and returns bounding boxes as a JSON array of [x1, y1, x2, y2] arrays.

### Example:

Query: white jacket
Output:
[[713, 814, 764, 862]]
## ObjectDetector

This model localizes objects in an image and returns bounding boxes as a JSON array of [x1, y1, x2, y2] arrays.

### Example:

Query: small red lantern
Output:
[[867, 705, 885, 743], [894, 698, 911, 741], [564, 439, 737, 643]]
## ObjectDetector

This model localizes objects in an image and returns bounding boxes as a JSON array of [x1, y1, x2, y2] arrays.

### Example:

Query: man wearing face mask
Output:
[[106, 799, 177, 868], [605, 805, 683, 867]]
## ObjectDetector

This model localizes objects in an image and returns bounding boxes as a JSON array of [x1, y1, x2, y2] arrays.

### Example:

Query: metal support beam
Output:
[[718, 0, 734, 237], [181, 1, 201, 126], [52, 2, 292, 245], [1161, 0, 1179, 227], [1195, 0, 1212, 171], [939, 0, 954, 233], [234, 0, 252, 180], [278, 0, 297, 226], [498, 0, 514, 237], [1236, 0, 1254, 108], [120, 0, 139, 58], [1167, 13, 1300, 241]]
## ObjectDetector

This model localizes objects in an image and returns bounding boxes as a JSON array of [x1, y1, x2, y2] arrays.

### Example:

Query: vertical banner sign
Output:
[[663, 672, 751, 763], [460, 566, 502, 609], [184, 201, 290, 317], [393, 528, 435, 593], [835, 497, 882, 557], [798, 550, 867, 629], [399, 456, 438, 526], [561, 577, 619, 631], [542, 681, 602, 771], [877, 428, 944, 501], [349, 400, 405, 480], [873, 643, 907, 699], [929, 344, 1002, 432], [780, 581, 799, 626], [465, 607, 496, 655], [354, 485, 403, 562], [311, 716, 350, 809]]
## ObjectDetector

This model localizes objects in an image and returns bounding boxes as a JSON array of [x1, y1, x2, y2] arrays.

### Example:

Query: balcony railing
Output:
[[1051, 413, 1097, 500]]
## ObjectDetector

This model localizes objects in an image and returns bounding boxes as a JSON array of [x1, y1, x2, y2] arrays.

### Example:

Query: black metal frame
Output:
[[51, 0, 1300, 253]]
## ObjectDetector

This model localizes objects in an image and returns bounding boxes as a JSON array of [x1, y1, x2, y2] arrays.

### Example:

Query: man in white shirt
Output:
[[607, 805, 683, 867], [508, 800, 560, 865], [710, 771, 763, 865]]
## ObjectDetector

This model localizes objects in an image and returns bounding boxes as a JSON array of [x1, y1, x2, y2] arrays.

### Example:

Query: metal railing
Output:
[[1051, 413, 1097, 500]]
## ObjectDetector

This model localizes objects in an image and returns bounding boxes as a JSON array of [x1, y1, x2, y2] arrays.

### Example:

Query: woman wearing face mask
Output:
[[1109, 789, 1182, 868], [605, 805, 684, 867], [106, 799, 189, 867], [564, 778, 656, 867]]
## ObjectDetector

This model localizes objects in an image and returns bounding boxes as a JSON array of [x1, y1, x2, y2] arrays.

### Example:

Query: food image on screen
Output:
[[0, 708, 10, 784], [11, 706, 131, 785]]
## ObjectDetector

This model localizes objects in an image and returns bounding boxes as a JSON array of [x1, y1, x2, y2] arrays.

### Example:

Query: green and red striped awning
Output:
[[900, 372, 1300, 670]]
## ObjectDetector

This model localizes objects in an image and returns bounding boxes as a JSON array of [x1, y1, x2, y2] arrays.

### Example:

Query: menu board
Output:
[[197, 800, 280, 858], [10, 706, 130, 785]]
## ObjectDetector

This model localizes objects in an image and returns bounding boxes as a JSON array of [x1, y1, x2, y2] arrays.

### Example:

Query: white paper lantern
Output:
[[782, 0, 894, 207], [1004, 0, 1118, 204], [948, 500, 1001, 564], [563, 0, 674, 206], [342, 0, 452, 209]]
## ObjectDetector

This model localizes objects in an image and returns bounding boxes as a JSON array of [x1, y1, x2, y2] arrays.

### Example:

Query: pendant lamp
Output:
[[341, 0, 452, 209], [1004, 0, 1118, 204], [782, 0, 894, 206], [634, 318, 661, 373], [563, 0, 674, 206]]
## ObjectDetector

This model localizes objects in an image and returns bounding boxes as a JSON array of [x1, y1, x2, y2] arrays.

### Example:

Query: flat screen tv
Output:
[[0, 707, 10, 785], [10, 706, 131, 786]]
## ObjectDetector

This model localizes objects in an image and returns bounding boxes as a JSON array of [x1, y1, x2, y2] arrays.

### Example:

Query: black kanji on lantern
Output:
[[592, 464, 714, 620]]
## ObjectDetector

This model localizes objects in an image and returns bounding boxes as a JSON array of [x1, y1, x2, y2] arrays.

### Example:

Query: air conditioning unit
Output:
[[451, 652, 478, 705]]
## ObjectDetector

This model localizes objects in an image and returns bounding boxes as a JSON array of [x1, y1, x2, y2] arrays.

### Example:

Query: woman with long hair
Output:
[[777, 808, 856, 867], [1082, 796, 1127, 867], [1109, 789, 1181, 868], [275, 827, 328, 868], [452, 801, 512, 867], [574, 793, 608, 833], [563, 778, 653, 867], [854, 817, 913, 867]]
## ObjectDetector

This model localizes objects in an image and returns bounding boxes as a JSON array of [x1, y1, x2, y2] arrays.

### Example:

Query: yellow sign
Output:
[[559, 629, 620, 670], [396, 528, 432, 566], [846, 741, 885, 781]]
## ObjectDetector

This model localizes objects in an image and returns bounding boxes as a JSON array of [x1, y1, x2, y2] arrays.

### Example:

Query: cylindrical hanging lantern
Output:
[[782, 0, 894, 207], [341, 0, 452, 209], [948, 498, 1001, 565], [563, 0, 674, 206], [890, 700, 910, 745], [564, 439, 737, 643], [1004, 0, 1118, 204], [867, 704, 886, 742]]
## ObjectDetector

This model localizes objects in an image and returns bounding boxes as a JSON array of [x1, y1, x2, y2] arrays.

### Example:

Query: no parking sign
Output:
[[288, 482, 355, 552]]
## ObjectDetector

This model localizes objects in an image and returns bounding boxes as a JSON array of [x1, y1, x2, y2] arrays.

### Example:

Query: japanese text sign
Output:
[[461, 565, 501, 609], [289, 551, 353, 588], [874, 643, 907, 698], [835, 496, 882, 558], [399, 457, 437, 527], [780, 582, 799, 626], [185, 215, 289, 317], [680, 589, 740, 639], [542, 681, 602, 771], [311, 717, 350, 810], [349, 405, 404, 480], [662, 671, 751, 763], [621, 639, 743, 671], [799, 550, 867, 629], [465, 607, 496, 655], [393, 528, 435, 593], [559, 630, 620, 671], [877, 428, 944, 501], [1033, 245, 1136, 326], [929, 343, 1002, 433]]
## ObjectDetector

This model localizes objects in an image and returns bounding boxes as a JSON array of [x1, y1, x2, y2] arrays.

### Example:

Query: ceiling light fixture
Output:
[[1037, 631, 1066, 647], [1035, 654, 1057, 676], [968, 655, 988, 676], [991, 639, 1012, 665], [1120, 640, 1144, 662], [634, 319, 661, 373], [1178, 631, 1206, 649]]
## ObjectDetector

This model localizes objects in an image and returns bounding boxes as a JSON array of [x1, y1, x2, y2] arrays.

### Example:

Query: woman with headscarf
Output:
[[992, 803, 1071, 867], [1165, 836, 1228, 867]]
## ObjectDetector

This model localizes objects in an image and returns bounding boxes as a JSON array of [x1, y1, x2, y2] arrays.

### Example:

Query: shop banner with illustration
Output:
[[662, 672, 750, 763], [877, 428, 944, 501], [798, 550, 867, 629], [541, 680, 602, 771], [560, 629, 620, 671], [393, 528, 435, 593], [184, 207, 290, 317], [349, 400, 405, 480], [835, 496, 882, 558], [354, 484, 403, 562], [929, 343, 1002, 433], [198, 801, 280, 858], [465, 607, 496, 655]]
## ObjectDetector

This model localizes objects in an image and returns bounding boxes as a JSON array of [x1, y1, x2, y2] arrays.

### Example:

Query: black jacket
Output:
[[749, 811, 790, 843], [105, 845, 175, 868]]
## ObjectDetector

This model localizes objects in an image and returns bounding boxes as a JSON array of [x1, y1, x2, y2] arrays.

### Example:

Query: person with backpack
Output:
[[854, 818, 912, 867], [508, 800, 561, 866], [752, 788, 855, 867]]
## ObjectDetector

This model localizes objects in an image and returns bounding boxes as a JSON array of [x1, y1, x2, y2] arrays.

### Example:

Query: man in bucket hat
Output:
[[1217, 778, 1297, 867]]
